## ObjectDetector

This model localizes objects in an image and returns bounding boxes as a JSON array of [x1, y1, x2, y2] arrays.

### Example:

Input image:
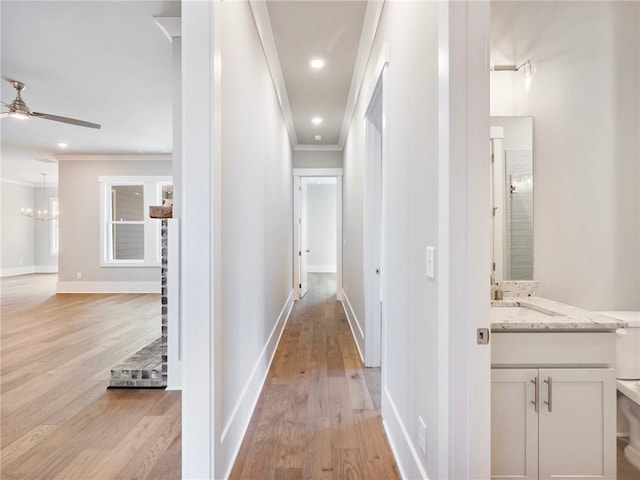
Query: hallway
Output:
[[230, 273, 399, 480]]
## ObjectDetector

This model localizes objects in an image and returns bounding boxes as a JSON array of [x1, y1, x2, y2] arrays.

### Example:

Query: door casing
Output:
[[292, 168, 343, 301]]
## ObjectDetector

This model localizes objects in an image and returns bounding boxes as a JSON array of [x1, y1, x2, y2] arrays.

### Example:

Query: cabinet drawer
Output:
[[492, 332, 615, 367]]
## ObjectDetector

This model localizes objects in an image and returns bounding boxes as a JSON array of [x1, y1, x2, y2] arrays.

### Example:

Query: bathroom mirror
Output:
[[490, 116, 533, 281]]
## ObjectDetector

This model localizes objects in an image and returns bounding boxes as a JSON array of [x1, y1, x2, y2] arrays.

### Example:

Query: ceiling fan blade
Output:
[[31, 111, 101, 129]]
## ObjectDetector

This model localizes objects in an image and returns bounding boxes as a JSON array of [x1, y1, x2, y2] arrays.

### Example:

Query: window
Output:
[[50, 197, 59, 256], [100, 176, 172, 266]]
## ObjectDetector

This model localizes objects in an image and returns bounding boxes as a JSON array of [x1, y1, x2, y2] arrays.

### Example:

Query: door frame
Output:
[[439, 2, 491, 478], [362, 57, 388, 368], [292, 168, 343, 301]]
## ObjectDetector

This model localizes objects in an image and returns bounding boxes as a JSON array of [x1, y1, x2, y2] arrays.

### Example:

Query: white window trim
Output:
[[99, 176, 172, 267]]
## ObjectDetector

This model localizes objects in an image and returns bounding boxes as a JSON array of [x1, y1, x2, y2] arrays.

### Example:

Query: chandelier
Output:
[[21, 173, 59, 221]]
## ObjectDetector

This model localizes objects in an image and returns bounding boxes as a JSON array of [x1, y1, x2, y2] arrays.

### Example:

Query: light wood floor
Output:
[[619, 437, 640, 479], [6, 274, 637, 480], [0, 274, 181, 480], [230, 273, 400, 480]]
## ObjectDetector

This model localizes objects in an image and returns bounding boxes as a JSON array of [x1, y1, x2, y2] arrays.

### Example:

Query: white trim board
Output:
[[56, 281, 160, 294], [1, 266, 58, 277], [382, 387, 429, 480], [57, 154, 171, 162], [338, 1, 385, 149], [167, 218, 182, 390], [340, 289, 364, 363], [97, 175, 172, 183], [293, 144, 342, 152], [249, 0, 298, 147], [2, 266, 37, 277], [36, 265, 58, 273], [222, 290, 295, 479], [0, 178, 45, 187]]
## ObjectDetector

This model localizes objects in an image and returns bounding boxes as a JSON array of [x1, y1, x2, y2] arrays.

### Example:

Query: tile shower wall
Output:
[[505, 149, 533, 280]]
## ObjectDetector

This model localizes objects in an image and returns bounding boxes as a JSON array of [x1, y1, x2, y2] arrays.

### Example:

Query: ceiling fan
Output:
[[1, 80, 101, 129]]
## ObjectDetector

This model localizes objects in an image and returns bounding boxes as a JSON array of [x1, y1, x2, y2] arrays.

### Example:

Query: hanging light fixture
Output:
[[492, 60, 535, 92], [21, 173, 59, 221]]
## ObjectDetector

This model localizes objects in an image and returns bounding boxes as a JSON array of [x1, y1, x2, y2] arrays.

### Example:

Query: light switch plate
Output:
[[426, 247, 435, 279]]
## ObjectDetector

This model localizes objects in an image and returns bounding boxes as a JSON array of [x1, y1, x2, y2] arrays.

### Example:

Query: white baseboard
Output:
[[1, 265, 59, 277], [340, 288, 364, 362], [221, 289, 295, 479], [382, 386, 429, 480], [308, 264, 337, 273], [1, 266, 36, 277], [56, 281, 160, 293], [35, 265, 58, 273]]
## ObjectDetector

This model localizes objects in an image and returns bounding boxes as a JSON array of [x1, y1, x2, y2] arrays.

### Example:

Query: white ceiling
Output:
[[1, 0, 179, 185], [266, 1, 367, 147], [1, 0, 378, 185]]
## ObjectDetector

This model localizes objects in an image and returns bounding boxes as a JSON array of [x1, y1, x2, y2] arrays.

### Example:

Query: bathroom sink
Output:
[[491, 306, 560, 321]]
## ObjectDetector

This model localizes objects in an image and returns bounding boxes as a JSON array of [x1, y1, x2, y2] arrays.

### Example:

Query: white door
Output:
[[363, 75, 383, 367], [491, 368, 539, 480], [538, 368, 616, 480], [299, 180, 309, 298]]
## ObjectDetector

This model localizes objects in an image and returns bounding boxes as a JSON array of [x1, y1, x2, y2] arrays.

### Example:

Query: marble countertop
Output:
[[491, 297, 627, 332]]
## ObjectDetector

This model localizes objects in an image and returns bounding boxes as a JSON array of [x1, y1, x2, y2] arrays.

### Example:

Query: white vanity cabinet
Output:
[[491, 331, 617, 480]]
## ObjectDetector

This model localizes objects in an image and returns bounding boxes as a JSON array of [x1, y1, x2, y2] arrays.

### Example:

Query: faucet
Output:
[[491, 273, 503, 301]]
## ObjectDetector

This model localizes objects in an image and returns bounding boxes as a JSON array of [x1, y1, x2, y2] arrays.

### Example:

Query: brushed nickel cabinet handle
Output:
[[544, 377, 552, 412], [530, 377, 539, 412]]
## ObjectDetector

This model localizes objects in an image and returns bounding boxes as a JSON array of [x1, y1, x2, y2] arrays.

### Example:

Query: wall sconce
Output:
[[492, 60, 534, 92]]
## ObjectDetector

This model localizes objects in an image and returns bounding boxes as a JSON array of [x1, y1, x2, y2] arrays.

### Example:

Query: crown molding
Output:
[[56, 154, 172, 162], [249, 1, 298, 147], [338, 1, 385, 149], [293, 144, 342, 152], [0, 177, 38, 187]]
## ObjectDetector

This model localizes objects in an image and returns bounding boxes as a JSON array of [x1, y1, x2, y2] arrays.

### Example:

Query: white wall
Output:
[[215, 2, 293, 477], [342, 3, 443, 477], [34, 186, 59, 270], [0, 181, 58, 276], [293, 150, 342, 168], [57, 158, 171, 290], [491, 1, 640, 310], [307, 182, 337, 272], [1, 181, 35, 275]]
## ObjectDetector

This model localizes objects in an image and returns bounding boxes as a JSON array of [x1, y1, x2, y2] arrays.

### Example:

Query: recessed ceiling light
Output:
[[309, 57, 326, 69], [311, 117, 323, 125], [57, 142, 68, 148], [314, 135, 322, 141]]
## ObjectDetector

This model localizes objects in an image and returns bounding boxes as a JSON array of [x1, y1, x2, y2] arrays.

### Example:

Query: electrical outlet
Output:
[[76, 272, 82, 280], [418, 416, 427, 456]]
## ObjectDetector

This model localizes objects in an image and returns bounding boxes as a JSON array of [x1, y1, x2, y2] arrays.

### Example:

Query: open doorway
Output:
[[293, 168, 343, 302]]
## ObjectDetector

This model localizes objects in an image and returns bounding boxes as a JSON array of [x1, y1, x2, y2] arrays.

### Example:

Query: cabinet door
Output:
[[538, 368, 616, 480], [492, 369, 539, 479]]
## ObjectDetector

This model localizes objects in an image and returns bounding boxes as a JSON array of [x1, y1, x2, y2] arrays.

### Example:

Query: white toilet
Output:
[[599, 311, 640, 470]]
